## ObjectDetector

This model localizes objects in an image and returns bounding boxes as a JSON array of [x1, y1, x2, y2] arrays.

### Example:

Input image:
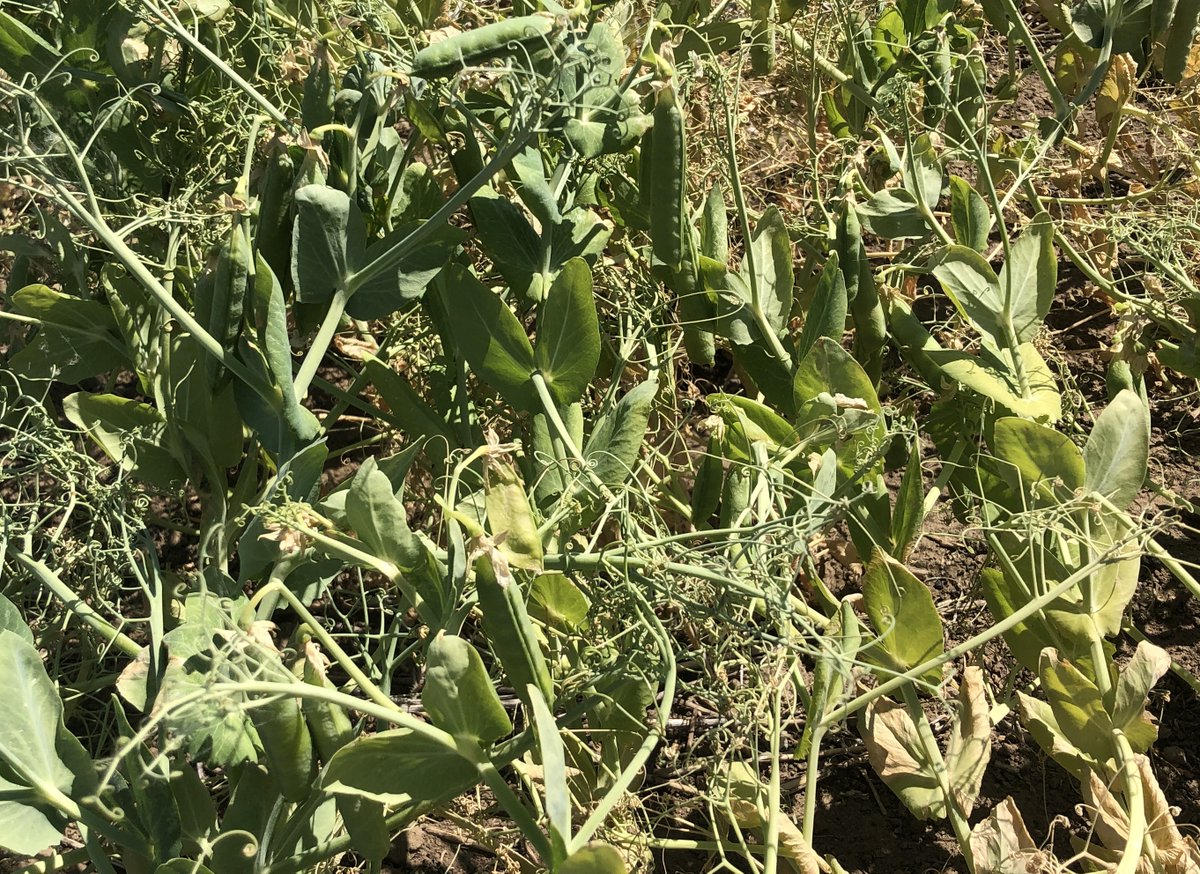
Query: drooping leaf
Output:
[[944, 665, 991, 816], [483, 452, 543, 571], [1038, 648, 1113, 764], [857, 188, 929, 240], [0, 596, 33, 647], [969, 797, 1050, 874], [438, 264, 536, 410], [349, 221, 465, 319], [858, 697, 944, 819], [422, 633, 512, 745], [535, 258, 600, 405]]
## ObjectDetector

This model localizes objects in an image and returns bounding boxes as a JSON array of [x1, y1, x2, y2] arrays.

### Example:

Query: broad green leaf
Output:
[[857, 188, 928, 240], [749, 206, 794, 336], [422, 633, 512, 745], [1111, 640, 1170, 752], [438, 265, 536, 410], [0, 631, 94, 797], [998, 212, 1055, 343], [1038, 649, 1113, 764], [210, 764, 276, 873], [861, 549, 944, 684], [891, 440, 925, 560], [322, 727, 478, 806], [0, 596, 33, 646], [535, 258, 600, 405], [931, 245, 1003, 344], [559, 844, 629, 874], [944, 665, 990, 817], [991, 417, 1085, 492], [980, 567, 1073, 673], [62, 392, 185, 488], [858, 697, 944, 819], [292, 185, 364, 304], [903, 134, 942, 210], [708, 393, 797, 458], [0, 774, 64, 856], [583, 379, 657, 489], [948, 176, 990, 252], [529, 573, 591, 632], [349, 221, 465, 319], [1083, 389, 1148, 508], [483, 453, 543, 571], [795, 250, 848, 365], [529, 685, 570, 860], [8, 284, 127, 382]]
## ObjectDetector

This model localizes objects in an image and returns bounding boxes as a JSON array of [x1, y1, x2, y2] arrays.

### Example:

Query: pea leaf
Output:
[[438, 264, 537, 410], [857, 188, 928, 240], [861, 549, 944, 684], [991, 417, 1085, 492], [998, 212, 1055, 344], [795, 250, 848, 365], [748, 206, 794, 336], [62, 392, 185, 488], [1083, 389, 1148, 508], [948, 176, 990, 252], [559, 844, 629, 874], [858, 697, 944, 819], [529, 573, 591, 632], [931, 245, 1003, 346], [322, 727, 478, 808], [535, 258, 600, 405], [422, 633, 512, 744], [0, 596, 33, 647], [292, 185, 364, 304]]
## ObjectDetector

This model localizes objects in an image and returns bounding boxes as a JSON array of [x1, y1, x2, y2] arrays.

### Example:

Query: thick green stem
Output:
[[293, 287, 351, 400]]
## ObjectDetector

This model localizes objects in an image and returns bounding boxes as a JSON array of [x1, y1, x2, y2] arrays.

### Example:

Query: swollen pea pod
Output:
[[247, 677, 316, 803], [837, 202, 885, 385], [474, 549, 554, 710], [649, 80, 686, 271], [410, 14, 557, 79], [299, 643, 391, 862], [691, 433, 725, 529]]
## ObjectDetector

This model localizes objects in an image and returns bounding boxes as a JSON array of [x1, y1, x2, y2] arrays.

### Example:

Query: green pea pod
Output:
[[248, 687, 315, 802], [474, 548, 553, 709], [411, 15, 556, 79], [253, 139, 295, 292], [650, 82, 686, 271], [674, 229, 716, 365], [691, 434, 724, 529], [719, 463, 751, 530], [837, 203, 885, 384]]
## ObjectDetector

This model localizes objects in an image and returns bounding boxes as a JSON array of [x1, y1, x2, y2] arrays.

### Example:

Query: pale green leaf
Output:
[[998, 212, 1055, 344], [535, 258, 599, 405], [422, 633, 512, 744], [861, 549, 944, 684], [1083, 389, 1148, 508]]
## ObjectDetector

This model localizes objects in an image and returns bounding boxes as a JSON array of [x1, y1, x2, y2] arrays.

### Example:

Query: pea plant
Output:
[[2, 0, 1199, 872]]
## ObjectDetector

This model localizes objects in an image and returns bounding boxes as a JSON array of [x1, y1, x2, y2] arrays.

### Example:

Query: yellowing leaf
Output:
[[944, 666, 991, 817], [969, 797, 1055, 873], [858, 698, 944, 820]]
